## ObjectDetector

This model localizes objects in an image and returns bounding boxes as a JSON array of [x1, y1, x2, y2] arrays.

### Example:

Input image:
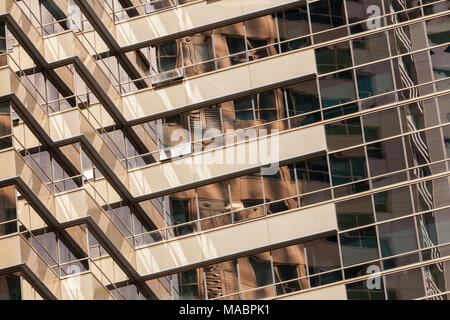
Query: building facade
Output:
[[0, 0, 449, 300]]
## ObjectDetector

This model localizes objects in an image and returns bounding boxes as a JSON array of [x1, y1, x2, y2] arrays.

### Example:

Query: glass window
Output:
[[309, 0, 347, 43], [426, 16, 450, 46], [411, 177, 450, 213], [443, 125, 450, 158], [277, 7, 311, 53], [336, 195, 374, 230], [182, 31, 215, 76], [329, 147, 368, 186], [346, 279, 386, 300], [214, 22, 247, 67], [197, 181, 232, 230], [319, 70, 357, 108], [272, 244, 309, 295], [431, 45, 450, 84], [326, 116, 363, 151], [423, 261, 450, 296], [244, 15, 278, 61], [378, 217, 417, 258], [0, 185, 16, 236], [0, 275, 21, 300], [315, 41, 352, 74], [230, 174, 264, 221], [438, 94, 450, 124], [233, 95, 255, 122], [152, 39, 182, 73], [323, 103, 359, 120], [296, 155, 331, 194], [263, 165, 298, 214], [356, 61, 394, 99], [285, 80, 321, 128], [374, 186, 413, 222], [352, 32, 390, 65], [0, 102, 11, 138], [340, 226, 379, 266], [169, 192, 196, 236], [346, 0, 384, 33], [254, 90, 280, 122], [366, 137, 406, 177], [306, 235, 341, 274], [362, 108, 401, 142], [204, 260, 240, 299], [416, 208, 450, 249], [178, 269, 204, 299], [385, 268, 425, 300], [238, 253, 274, 299]]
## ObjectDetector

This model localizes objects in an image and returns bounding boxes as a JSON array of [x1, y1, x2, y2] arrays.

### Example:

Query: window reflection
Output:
[[277, 7, 311, 53]]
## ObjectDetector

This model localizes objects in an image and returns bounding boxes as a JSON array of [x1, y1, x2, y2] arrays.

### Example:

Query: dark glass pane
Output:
[[306, 235, 341, 274], [309, 0, 347, 43], [346, 279, 386, 300], [296, 155, 330, 194], [336, 195, 374, 230], [356, 61, 394, 99], [323, 103, 358, 120], [385, 268, 425, 300], [411, 177, 450, 213], [178, 269, 203, 299], [374, 186, 413, 222], [315, 41, 352, 74], [383, 251, 420, 271], [378, 217, 417, 258], [340, 226, 379, 266], [319, 70, 357, 107], [362, 108, 401, 143], [366, 137, 406, 177], [329, 147, 368, 186], [426, 16, 450, 46], [416, 208, 450, 248], [431, 45, 450, 83], [325, 116, 363, 151], [285, 80, 320, 117], [352, 32, 390, 65], [0, 275, 21, 300], [277, 7, 311, 53]]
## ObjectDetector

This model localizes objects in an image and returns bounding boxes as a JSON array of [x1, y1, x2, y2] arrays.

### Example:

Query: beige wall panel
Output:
[[136, 202, 336, 275], [129, 125, 325, 196], [242, 0, 298, 14], [277, 284, 347, 300], [129, 157, 195, 196], [116, 10, 181, 45], [200, 219, 270, 259], [185, 65, 251, 105], [267, 203, 337, 244], [249, 50, 316, 88], [276, 125, 326, 161], [178, 0, 242, 30], [0, 150, 15, 180], [191, 139, 260, 181], [61, 273, 114, 300], [0, 236, 21, 268], [123, 83, 188, 119]]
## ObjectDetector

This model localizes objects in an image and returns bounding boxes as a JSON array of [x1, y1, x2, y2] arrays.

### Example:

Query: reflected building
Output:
[[0, 0, 449, 300]]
